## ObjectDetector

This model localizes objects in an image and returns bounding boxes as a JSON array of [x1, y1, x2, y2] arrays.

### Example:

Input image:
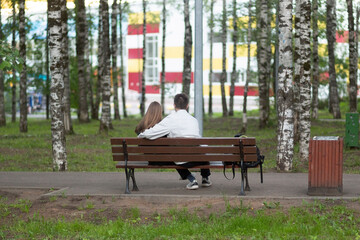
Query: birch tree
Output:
[[277, 0, 294, 171], [0, 0, 5, 127], [84, 7, 93, 122], [140, 0, 147, 116], [326, 0, 341, 119], [99, 0, 113, 132], [19, 0, 27, 132], [220, 0, 228, 117], [299, 0, 312, 162], [61, 0, 74, 134], [311, 0, 319, 119], [160, 0, 166, 115], [119, 0, 127, 117], [208, 0, 215, 116], [76, 0, 89, 122], [11, 0, 16, 123], [111, 0, 120, 120], [49, 0, 67, 171], [94, 1, 102, 120], [229, 0, 237, 116], [241, 0, 252, 134], [257, 0, 269, 128], [293, 0, 301, 143], [182, 0, 192, 97], [347, 0, 358, 112]]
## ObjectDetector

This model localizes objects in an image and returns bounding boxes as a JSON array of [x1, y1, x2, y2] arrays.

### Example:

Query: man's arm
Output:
[[137, 118, 170, 140]]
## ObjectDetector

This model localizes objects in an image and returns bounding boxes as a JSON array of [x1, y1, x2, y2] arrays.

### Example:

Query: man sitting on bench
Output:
[[138, 93, 212, 190]]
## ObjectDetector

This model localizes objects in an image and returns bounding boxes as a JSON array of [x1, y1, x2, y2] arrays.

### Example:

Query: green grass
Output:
[[0, 106, 359, 173], [0, 200, 359, 239]]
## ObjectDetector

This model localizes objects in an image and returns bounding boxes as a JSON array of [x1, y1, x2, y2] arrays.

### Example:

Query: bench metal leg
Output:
[[244, 168, 251, 191], [129, 168, 139, 191], [124, 168, 131, 194], [239, 165, 246, 196]]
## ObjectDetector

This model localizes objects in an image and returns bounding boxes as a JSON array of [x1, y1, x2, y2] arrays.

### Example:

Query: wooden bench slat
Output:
[[112, 154, 258, 162], [110, 137, 256, 146], [111, 146, 257, 154]]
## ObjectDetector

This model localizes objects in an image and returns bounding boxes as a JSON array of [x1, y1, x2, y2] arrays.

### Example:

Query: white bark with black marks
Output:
[[311, 0, 319, 119], [161, 0, 166, 115], [208, 0, 214, 116], [61, 0, 74, 134], [257, 0, 270, 128], [229, 0, 237, 116], [221, 0, 228, 117], [277, 0, 294, 171], [326, 0, 341, 118], [49, 0, 67, 171], [76, 0, 89, 122], [99, 0, 113, 132], [140, 0, 147, 117], [241, 0, 252, 134], [293, 0, 301, 143], [111, 0, 120, 120], [11, 0, 16, 123], [299, 0, 312, 162], [119, 0, 127, 118], [182, 0, 192, 97]]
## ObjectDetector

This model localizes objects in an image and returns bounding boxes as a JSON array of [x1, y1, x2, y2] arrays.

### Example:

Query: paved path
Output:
[[0, 172, 359, 200]]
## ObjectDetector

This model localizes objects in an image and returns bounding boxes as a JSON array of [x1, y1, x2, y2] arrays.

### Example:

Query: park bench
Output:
[[110, 137, 263, 195]]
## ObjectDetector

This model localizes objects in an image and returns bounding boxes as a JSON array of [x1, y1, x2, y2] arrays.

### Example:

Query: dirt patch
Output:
[[1, 188, 360, 225]]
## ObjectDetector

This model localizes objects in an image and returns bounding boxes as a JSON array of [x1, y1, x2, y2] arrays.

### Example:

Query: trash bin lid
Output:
[[313, 136, 339, 140]]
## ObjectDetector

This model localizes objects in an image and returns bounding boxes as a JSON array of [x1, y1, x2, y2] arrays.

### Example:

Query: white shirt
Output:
[[138, 109, 200, 140]]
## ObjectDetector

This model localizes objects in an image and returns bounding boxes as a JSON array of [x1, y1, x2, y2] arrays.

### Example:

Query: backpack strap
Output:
[[223, 162, 236, 180]]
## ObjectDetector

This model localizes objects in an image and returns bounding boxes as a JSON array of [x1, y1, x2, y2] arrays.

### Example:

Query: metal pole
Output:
[[194, 0, 203, 136]]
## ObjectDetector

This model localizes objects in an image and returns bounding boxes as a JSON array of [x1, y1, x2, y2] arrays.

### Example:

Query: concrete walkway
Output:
[[0, 171, 359, 200]]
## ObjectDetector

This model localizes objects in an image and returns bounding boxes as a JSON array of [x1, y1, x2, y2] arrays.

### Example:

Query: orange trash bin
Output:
[[308, 136, 343, 196]]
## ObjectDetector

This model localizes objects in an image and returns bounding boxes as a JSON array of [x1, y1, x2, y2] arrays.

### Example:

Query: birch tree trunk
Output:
[[99, 0, 113, 132], [257, 0, 269, 128], [76, 0, 89, 122], [326, 0, 341, 119], [229, 0, 237, 116], [293, 0, 301, 143], [277, 0, 294, 171], [221, 0, 228, 117], [311, 0, 319, 119], [161, 0, 166, 115], [46, 7, 50, 120], [84, 7, 93, 122], [19, 0, 27, 132], [61, 0, 74, 135], [11, 0, 16, 123], [208, 0, 214, 117], [94, 1, 102, 120], [0, 0, 5, 127], [49, 0, 67, 171], [182, 0, 192, 97], [299, 0, 312, 162], [347, 0, 358, 112], [111, 0, 120, 120], [241, 0, 252, 134], [140, 0, 147, 116], [119, 0, 127, 117]]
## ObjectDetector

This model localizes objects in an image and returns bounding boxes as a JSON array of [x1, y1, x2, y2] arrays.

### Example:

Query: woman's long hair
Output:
[[135, 101, 162, 134]]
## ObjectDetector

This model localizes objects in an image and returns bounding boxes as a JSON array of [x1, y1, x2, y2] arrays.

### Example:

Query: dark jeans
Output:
[[149, 161, 211, 180]]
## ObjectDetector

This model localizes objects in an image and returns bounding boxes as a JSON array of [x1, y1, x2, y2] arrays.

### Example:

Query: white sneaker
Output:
[[202, 177, 212, 187], [186, 180, 199, 190]]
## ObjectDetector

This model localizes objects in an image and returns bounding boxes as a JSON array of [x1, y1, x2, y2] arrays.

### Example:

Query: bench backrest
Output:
[[110, 137, 257, 163]]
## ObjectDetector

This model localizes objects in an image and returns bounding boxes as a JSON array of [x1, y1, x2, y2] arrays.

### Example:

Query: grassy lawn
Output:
[[1, 195, 360, 239], [0, 110, 359, 173]]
